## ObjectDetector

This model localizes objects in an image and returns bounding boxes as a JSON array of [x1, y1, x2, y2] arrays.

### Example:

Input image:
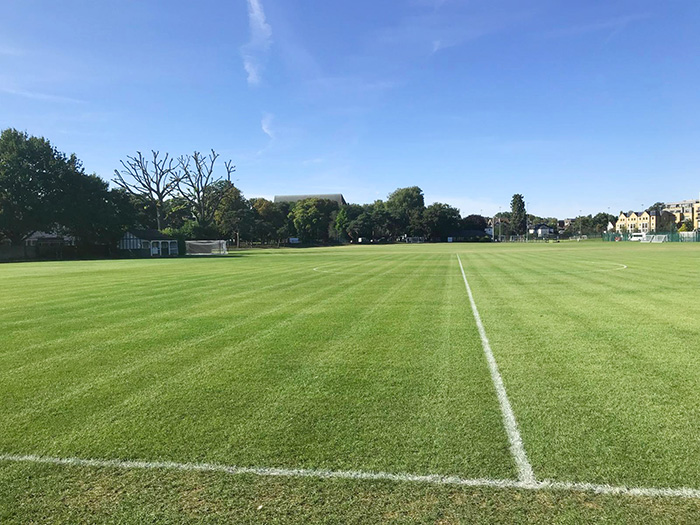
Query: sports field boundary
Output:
[[456, 254, 535, 484], [2, 453, 700, 499]]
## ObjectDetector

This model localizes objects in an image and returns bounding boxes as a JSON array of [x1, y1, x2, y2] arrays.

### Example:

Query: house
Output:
[[529, 223, 555, 238], [118, 230, 178, 257], [616, 210, 658, 233], [663, 199, 698, 225], [24, 231, 75, 247], [273, 194, 347, 206]]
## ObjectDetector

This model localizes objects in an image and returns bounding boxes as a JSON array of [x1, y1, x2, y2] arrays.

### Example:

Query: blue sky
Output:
[[1, 0, 698, 218]]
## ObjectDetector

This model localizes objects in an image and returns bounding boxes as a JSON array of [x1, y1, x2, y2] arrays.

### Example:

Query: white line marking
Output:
[[456, 254, 535, 484], [1, 454, 699, 499]]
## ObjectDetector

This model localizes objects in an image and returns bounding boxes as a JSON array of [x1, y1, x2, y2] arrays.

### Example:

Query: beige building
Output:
[[616, 210, 659, 233], [663, 199, 698, 226]]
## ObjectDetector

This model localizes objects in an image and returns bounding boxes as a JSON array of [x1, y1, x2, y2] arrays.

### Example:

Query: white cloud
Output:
[[241, 0, 273, 86], [261, 112, 274, 139]]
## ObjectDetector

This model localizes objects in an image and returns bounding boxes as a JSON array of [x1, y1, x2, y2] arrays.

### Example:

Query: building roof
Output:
[[274, 194, 347, 205], [129, 229, 175, 241]]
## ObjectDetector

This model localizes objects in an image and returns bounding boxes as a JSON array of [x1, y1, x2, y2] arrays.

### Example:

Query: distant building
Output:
[[274, 194, 347, 206], [118, 230, 178, 257], [24, 231, 75, 247], [616, 210, 659, 233], [529, 223, 555, 238], [663, 199, 699, 228]]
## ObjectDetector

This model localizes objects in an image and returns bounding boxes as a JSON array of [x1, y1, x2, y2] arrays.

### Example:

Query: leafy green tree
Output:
[[0, 129, 64, 244], [334, 207, 350, 240], [59, 176, 135, 248], [386, 186, 425, 237], [0, 128, 132, 247], [461, 214, 488, 232], [348, 213, 374, 240], [290, 198, 339, 243], [679, 219, 694, 232], [510, 194, 526, 235], [214, 182, 252, 246], [423, 203, 461, 240]]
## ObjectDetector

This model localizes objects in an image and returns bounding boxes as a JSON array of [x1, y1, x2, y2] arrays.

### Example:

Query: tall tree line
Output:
[[4, 127, 635, 251]]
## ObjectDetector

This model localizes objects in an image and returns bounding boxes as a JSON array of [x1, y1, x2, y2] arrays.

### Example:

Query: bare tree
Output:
[[175, 150, 235, 228], [113, 151, 177, 230]]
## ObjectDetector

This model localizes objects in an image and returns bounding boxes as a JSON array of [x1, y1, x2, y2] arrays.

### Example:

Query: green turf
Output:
[[1, 242, 699, 522]]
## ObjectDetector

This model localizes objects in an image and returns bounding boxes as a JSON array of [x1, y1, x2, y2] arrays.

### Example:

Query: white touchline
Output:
[[2, 453, 700, 499], [456, 254, 536, 484]]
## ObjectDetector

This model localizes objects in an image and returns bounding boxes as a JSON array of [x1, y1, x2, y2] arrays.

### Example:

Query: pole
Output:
[[525, 202, 529, 242]]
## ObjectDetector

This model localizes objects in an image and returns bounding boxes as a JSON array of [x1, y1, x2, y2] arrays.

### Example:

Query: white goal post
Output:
[[185, 240, 228, 255]]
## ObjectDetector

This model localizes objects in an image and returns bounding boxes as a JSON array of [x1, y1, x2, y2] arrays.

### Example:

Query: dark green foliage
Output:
[[461, 214, 488, 232], [386, 186, 425, 237], [510, 194, 526, 235], [0, 128, 133, 247], [424, 203, 461, 240], [289, 198, 339, 243]]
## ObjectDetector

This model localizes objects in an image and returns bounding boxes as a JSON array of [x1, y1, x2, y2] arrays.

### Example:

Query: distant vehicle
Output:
[[629, 233, 646, 241]]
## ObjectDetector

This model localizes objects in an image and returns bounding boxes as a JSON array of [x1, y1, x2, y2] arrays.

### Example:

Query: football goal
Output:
[[185, 240, 228, 255]]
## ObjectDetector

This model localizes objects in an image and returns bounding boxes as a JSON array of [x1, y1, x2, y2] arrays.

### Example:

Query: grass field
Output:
[[1, 242, 699, 523]]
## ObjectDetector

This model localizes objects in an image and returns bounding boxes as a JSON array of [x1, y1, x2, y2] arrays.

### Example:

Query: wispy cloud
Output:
[[241, 0, 272, 86], [0, 87, 84, 104], [543, 13, 650, 41], [261, 112, 274, 139]]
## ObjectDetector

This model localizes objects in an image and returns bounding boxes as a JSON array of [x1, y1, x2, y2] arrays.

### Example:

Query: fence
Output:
[[602, 231, 700, 243]]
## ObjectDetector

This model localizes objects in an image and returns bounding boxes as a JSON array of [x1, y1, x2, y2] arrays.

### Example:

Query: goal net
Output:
[[185, 240, 228, 255]]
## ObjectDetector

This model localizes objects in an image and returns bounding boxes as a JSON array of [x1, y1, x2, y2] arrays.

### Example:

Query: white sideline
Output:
[[456, 254, 535, 484], [2, 453, 700, 499]]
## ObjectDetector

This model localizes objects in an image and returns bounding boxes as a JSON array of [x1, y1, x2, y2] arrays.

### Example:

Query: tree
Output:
[[113, 150, 178, 230], [175, 150, 235, 228], [289, 198, 339, 243], [423, 203, 461, 240], [461, 214, 488, 232], [0, 129, 64, 244], [386, 186, 425, 237], [679, 219, 694, 232], [0, 128, 133, 247], [334, 207, 350, 240], [214, 182, 251, 246], [336, 204, 371, 241], [510, 194, 526, 235], [58, 174, 135, 248], [591, 212, 616, 233]]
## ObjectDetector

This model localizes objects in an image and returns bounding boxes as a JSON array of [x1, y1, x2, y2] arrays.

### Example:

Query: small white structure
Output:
[[119, 230, 178, 257]]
